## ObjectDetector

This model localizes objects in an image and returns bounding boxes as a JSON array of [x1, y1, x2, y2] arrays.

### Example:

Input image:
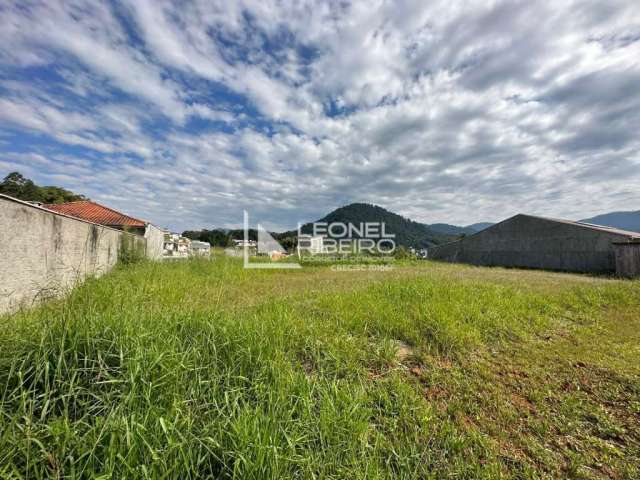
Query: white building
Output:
[[233, 239, 257, 248], [163, 232, 191, 258], [191, 240, 211, 257]]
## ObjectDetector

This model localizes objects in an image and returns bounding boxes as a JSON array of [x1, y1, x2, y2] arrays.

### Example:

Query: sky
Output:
[[0, 0, 639, 232]]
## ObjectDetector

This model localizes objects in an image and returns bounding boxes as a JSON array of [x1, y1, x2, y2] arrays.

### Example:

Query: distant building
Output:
[[43, 200, 164, 259], [163, 232, 191, 258], [428, 213, 640, 276], [233, 239, 257, 248], [191, 240, 211, 257]]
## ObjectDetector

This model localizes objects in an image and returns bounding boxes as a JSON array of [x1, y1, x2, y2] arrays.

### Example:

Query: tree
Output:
[[3, 172, 29, 186], [0, 172, 36, 198], [0, 171, 86, 203], [182, 229, 234, 248]]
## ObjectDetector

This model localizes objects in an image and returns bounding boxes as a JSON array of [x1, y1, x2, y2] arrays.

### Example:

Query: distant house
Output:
[[233, 239, 257, 249], [43, 200, 164, 259], [191, 240, 211, 257], [163, 232, 191, 258], [428, 214, 640, 276]]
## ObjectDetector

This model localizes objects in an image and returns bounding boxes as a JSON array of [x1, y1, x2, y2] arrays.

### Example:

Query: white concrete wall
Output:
[[144, 223, 165, 259], [0, 195, 144, 315]]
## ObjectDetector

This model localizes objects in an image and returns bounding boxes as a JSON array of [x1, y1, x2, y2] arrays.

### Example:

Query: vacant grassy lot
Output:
[[1, 257, 639, 479]]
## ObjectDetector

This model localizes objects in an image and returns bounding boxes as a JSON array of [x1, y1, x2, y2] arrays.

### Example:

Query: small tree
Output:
[[0, 172, 38, 200], [394, 246, 413, 260], [0, 171, 86, 203]]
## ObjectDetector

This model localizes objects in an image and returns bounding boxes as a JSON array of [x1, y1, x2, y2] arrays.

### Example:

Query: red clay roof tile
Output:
[[42, 201, 147, 227]]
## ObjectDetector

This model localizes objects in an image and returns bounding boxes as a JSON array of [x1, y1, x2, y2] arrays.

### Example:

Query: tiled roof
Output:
[[42, 200, 147, 227]]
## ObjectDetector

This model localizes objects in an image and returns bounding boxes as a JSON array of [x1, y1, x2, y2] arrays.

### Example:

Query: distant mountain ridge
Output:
[[293, 203, 457, 248], [465, 222, 494, 232], [579, 210, 640, 233], [426, 222, 493, 236], [427, 223, 475, 236], [184, 203, 499, 250], [187, 203, 462, 249]]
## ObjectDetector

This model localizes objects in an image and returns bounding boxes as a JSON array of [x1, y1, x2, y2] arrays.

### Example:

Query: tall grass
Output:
[[0, 258, 638, 478]]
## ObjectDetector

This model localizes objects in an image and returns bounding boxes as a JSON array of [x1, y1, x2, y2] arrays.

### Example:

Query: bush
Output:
[[394, 245, 414, 259]]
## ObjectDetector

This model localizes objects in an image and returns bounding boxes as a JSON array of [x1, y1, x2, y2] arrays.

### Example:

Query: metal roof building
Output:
[[428, 214, 640, 276]]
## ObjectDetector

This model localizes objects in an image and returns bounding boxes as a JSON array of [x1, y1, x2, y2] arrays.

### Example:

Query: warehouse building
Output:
[[428, 214, 640, 277]]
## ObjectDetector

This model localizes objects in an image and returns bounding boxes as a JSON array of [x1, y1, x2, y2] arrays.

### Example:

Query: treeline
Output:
[[182, 229, 247, 248], [182, 228, 298, 250], [0, 172, 86, 204]]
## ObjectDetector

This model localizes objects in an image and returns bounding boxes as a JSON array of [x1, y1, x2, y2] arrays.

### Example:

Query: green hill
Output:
[[294, 203, 455, 248], [465, 222, 494, 232], [428, 223, 476, 236], [185, 203, 460, 249]]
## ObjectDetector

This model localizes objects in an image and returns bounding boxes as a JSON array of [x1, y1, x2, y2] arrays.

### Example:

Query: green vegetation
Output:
[[1, 258, 639, 479], [292, 202, 457, 248], [0, 172, 86, 204], [118, 233, 147, 265], [183, 228, 235, 248], [182, 229, 302, 250], [185, 203, 460, 250]]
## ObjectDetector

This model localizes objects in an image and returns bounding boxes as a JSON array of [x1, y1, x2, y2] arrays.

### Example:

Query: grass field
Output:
[[1, 257, 639, 479]]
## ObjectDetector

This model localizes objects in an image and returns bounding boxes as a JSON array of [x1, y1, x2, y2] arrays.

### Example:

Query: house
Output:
[[428, 213, 640, 276], [163, 232, 191, 258], [233, 239, 257, 248], [191, 240, 211, 257], [43, 200, 164, 259]]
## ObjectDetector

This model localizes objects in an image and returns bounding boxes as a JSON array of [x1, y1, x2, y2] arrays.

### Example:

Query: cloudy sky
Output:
[[1, 1, 639, 231]]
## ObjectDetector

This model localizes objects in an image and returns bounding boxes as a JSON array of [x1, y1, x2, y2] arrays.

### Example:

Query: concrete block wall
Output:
[[144, 223, 165, 259], [0, 195, 145, 315]]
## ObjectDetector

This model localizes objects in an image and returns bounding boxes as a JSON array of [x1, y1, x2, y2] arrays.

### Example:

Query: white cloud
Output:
[[1, 0, 639, 230]]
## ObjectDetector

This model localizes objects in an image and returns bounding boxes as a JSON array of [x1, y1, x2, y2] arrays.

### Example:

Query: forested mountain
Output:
[[465, 222, 494, 232], [0, 172, 86, 204], [187, 203, 458, 249], [425, 222, 494, 236], [579, 211, 640, 233], [427, 223, 476, 236], [293, 203, 456, 248]]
